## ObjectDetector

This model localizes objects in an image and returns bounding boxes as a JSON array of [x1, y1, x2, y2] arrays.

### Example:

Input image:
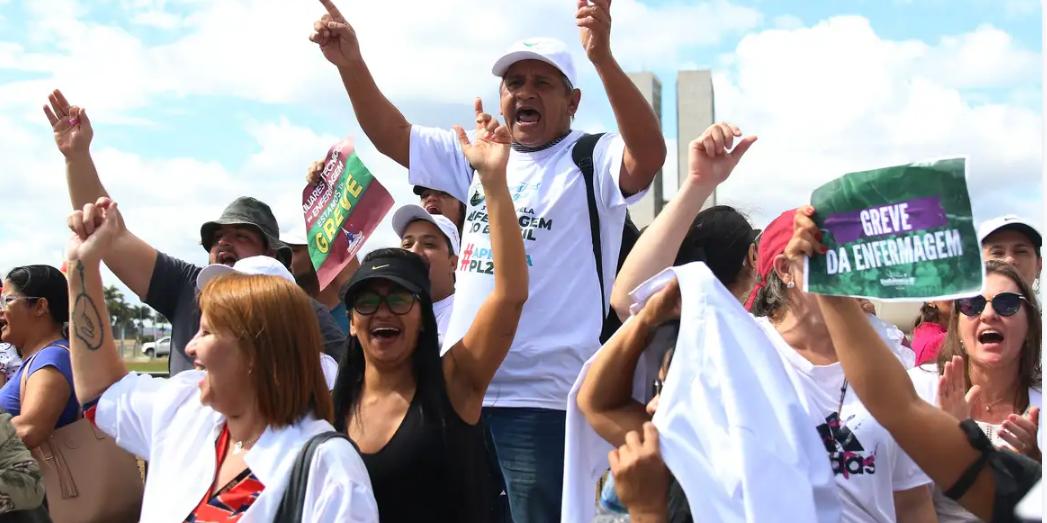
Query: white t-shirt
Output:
[[410, 126, 638, 410], [757, 318, 932, 523], [433, 294, 454, 347], [908, 364, 1042, 523]]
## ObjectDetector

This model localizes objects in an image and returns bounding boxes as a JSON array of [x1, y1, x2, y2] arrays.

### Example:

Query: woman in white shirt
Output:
[[63, 198, 379, 522], [908, 259, 1041, 521], [747, 209, 937, 523]]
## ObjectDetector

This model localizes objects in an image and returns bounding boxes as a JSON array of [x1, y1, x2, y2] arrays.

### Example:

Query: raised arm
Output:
[[444, 104, 528, 423], [576, 0, 666, 195], [610, 123, 755, 319], [786, 207, 994, 520], [65, 199, 130, 405], [578, 279, 679, 446], [44, 91, 158, 299], [310, 0, 412, 167]]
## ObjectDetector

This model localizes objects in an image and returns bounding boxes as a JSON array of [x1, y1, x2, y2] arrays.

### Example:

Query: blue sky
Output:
[[0, 0, 1041, 307]]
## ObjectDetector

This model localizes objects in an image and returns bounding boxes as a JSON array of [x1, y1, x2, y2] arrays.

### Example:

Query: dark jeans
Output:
[[483, 407, 567, 523]]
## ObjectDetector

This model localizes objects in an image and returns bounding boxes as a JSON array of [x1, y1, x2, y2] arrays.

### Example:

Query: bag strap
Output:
[[572, 132, 608, 317], [274, 431, 351, 521]]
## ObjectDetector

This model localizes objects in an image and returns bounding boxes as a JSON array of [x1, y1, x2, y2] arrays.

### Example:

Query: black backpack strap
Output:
[[572, 132, 608, 317], [274, 431, 352, 521]]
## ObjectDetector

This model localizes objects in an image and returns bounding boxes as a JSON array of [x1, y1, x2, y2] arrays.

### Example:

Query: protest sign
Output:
[[804, 158, 982, 300], [302, 139, 393, 291]]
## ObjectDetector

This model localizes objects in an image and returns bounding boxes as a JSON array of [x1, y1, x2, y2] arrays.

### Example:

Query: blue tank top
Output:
[[0, 340, 79, 428]]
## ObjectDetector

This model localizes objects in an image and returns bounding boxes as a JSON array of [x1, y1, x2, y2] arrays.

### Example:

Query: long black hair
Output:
[[332, 249, 445, 432], [675, 205, 756, 287]]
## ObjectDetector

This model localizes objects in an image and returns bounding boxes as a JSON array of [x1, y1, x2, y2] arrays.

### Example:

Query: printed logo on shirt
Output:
[[816, 412, 877, 478], [458, 242, 533, 275], [510, 181, 541, 202], [464, 207, 554, 241], [470, 189, 486, 206]]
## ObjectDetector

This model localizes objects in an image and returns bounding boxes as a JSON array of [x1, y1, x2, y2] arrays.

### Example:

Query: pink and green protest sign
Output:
[[804, 158, 983, 301], [302, 139, 393, 291]]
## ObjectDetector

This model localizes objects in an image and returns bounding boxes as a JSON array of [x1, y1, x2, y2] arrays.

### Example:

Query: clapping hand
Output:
[[43, 89, 92, 158], [1001, 407, 1041, 461], [454, 99, 511, 182], [937, 355, 981, 420]]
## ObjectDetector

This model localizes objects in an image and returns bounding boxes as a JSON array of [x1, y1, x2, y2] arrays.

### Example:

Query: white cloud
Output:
[[707, 16, 1041, 232]]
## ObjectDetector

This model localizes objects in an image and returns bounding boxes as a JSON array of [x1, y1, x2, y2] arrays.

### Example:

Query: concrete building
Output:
[[626, 71, 663, 229], [676, 70, 716, 210]]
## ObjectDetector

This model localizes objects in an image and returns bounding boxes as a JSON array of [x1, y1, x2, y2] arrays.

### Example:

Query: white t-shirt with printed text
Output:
[[757, 318, 932, 523], [409, 126, 639, 410]]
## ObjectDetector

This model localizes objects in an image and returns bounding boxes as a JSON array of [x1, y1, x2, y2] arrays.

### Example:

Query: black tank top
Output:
[[356, 385, 500, 522]]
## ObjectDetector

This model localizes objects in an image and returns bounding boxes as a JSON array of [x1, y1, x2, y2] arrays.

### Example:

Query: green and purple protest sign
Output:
[[804, 158, 983, 301], [302, 139, 393, 291]]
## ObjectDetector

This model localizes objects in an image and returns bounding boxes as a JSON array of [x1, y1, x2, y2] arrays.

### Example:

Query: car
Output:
[[142, 336, 171, 359]]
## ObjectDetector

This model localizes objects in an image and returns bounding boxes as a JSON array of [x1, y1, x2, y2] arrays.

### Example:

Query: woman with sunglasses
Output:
[[788, 208, 1041, 523], [907, 260, 1041, 522], [332, 119, 528, 522], [0, 265, 78, 448]]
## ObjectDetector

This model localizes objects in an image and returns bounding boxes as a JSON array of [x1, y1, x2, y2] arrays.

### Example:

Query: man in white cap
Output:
[[391, 205, 460, 345], [195, 255, 340, 388], [311, 0, 664, 519], [979, 215, 1042, 286]]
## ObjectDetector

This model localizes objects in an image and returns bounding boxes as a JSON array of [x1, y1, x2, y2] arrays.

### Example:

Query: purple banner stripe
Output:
[[824, 196, 947, 244]]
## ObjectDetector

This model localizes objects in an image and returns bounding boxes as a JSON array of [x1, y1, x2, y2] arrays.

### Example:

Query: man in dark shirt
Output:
[[44, 90, 346, 374]]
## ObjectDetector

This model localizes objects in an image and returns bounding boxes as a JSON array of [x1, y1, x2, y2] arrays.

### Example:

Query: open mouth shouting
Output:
[[514, 104, 542, 129], [976, 328, 1005, 349]]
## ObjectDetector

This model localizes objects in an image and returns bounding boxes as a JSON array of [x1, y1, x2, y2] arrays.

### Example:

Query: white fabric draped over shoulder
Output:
[[563, 262, 842, 522], [94, 371, 379, 522]]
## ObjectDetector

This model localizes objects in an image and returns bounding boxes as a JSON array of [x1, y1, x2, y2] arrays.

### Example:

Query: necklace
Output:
[[829, 379, 849, 444], [232, 432, 262, 455]]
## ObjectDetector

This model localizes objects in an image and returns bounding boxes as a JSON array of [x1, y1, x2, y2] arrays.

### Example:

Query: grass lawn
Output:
[[124, 359, 169, 374]]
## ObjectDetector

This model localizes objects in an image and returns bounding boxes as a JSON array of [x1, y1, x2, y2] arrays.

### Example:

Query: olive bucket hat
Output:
[[199, 196, 292, 267]]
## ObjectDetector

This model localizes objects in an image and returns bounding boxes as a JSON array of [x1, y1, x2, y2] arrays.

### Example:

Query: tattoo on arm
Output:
[[73, 261, 104, 351]]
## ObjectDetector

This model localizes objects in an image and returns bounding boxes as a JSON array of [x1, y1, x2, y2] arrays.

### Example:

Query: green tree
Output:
[[103, 285, 133, 340]]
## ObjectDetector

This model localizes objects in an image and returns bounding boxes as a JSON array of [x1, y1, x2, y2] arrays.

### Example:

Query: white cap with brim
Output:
[[391, 205, 461, 256], [978, 215, 1043, 249], [197, 255, 297, 290], [491, 37, 577, 88]]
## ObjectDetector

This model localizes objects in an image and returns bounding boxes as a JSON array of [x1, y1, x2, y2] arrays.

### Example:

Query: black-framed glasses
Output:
[[352, 291, 418, 316], [0, 295, 40, 311], [957, 292, 1028, 318]]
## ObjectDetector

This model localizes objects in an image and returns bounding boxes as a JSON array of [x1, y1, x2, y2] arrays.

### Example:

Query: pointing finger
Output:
[[474, 97, 484, 118], [318, 0, 346, 22]]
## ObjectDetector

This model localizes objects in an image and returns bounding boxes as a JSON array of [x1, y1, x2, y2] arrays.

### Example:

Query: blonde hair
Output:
[[199, 273, 333, 426]]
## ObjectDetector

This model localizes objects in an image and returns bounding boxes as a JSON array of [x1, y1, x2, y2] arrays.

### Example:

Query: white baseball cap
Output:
[[391, 205, 461, 256], [978, 215, 1042, 249], [282, 224, 308, 247], [196, 255, 296, 290], [491, 37, 577, 88]]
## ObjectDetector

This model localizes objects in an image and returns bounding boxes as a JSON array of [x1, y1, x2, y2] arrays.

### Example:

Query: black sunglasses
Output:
[[352, 290, 418, 316], [957, 292, 1028, 318]]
